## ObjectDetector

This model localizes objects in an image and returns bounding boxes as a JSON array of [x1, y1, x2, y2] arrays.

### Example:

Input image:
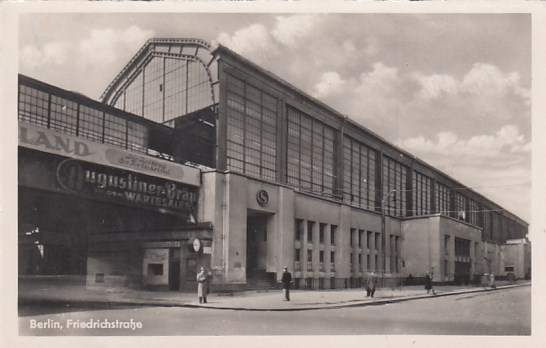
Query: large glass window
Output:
[[164, 58, 188, 120], [343, 136, 377, 210], [319, 223, 326, 244], [491, 212, 501, 243], [143, 57, 164, 123], [127, 121, 148, 152], [295, 219, 303, 241], [454, 192, 467, 221], [50, 95, 78, 135], [412, 171, 432, 216], [482, 210, 491, 241], [436, 182, 451, 215], [455, 237, 470, 257], [113, 57, 214, 124], [382, 156, 408, 217], [125, 72, 144, 116], [468, 199, 480, 226], [18, 80, 148, 154], [18, 85, 49, 128], [79, 105, 104, 143], [286, 106, 335, 195], [104, 113, 128, 148], [307, 221, 314, 242], [226, 75, 277, 181]]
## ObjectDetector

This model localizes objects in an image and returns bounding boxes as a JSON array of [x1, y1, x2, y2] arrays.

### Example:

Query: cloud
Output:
[[271, 14, 323, 47], [413, 73, 458, 101], [20, 41, 70, 69], [313, 72, 346, 98], [356, 62, 398, 96], [402, 124, 529, 161], [364, 36, 380, 56], [306, 61, 402, 140], [78, 26, 154, 69], [413, 63, 530, 104], [217, 24, 275, 64], [342, 40, 357, 57], [401, 125, 530, 220], [19, 25, 155, 98]]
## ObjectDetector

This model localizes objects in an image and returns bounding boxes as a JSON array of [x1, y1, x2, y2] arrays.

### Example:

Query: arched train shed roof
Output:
[[101, 38, 218, 106]]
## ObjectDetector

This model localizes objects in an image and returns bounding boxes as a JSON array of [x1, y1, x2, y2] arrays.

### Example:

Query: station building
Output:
[[18, 38, 530, 292]]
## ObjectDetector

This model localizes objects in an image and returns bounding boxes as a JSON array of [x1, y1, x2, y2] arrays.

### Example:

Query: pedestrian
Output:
[[489, 273, 496, 289], [281, 266, 292, 301], [197, 267, 208, 304], [424, 271, 435, 295], [366, 272, 377, 298]]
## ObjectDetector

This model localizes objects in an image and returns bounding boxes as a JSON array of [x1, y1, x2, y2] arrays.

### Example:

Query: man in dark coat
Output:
[[366, 272, 377, 298], [281, 266, 292, 301], [424, 271, 435, 295]]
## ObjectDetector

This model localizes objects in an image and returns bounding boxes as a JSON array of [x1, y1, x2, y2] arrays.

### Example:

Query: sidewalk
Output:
[[18, 278, 530, 312]]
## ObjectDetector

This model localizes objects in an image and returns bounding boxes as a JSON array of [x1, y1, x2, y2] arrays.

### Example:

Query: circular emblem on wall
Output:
[[56, 159, 85, 193], [256, 189, 269, 207], [188, 237, 202, 253]]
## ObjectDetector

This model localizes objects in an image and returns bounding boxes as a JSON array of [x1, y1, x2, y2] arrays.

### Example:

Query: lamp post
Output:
[[381, 189, 397, 286]]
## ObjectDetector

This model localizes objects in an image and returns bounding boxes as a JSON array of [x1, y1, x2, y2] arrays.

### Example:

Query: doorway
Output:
[[246, 212, 270, 286], [454, 261, 471, 285]]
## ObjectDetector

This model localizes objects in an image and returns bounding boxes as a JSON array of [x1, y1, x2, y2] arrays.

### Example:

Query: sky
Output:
[[18, 12, 532, 222]]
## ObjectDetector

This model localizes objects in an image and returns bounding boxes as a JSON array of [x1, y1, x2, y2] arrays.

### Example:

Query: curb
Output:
[[18, 283, 530, 312], [187, 283, 530, 311]]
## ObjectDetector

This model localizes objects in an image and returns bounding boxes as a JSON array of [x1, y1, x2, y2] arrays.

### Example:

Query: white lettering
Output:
[[19, 126, 92, 156], [30, 319, 63, 329]]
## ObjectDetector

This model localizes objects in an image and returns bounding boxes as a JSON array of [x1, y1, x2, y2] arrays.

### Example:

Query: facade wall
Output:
[[500, 240, 531, 279], [212, 49, 528, 242], [86, 252, 130, 290], [483, 241, 502, 276], [402, 216, 481, 283], [202, 169, 403, 290], [438, 217, 482, 282], [401, 217, 440, 279], [201, 170, 286, 286]]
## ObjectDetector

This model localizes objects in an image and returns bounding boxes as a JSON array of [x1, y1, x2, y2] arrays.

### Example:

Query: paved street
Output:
[[19, 286, 530, 336]]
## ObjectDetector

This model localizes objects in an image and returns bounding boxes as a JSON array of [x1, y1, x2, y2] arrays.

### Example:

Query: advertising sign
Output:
[[18, 122, 200, 187], [56, 158, 198, 216]]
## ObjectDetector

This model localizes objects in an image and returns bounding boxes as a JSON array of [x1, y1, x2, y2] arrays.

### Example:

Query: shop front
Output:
[[18, 122, 208, 291]]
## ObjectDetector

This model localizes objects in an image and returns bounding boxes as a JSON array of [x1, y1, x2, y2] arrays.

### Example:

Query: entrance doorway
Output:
[[454, 261, 471, 285], [246, 212, 272, 287]]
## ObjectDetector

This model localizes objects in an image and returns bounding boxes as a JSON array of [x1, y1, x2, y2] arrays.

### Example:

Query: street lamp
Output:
[[381, 189, 397, 286]]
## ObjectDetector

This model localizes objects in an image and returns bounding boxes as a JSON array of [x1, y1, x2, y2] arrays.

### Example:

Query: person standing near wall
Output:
[[366, 271, 377, 298], [197, 267, 208, 304], [281, 266, 292, 301], [425, 271, 435, 295]]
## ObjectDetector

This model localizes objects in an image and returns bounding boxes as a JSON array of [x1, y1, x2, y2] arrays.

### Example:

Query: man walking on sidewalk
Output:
[[366, 271, 377, 298], [281, 266, 292, 301], [425, 271, 436, 295]]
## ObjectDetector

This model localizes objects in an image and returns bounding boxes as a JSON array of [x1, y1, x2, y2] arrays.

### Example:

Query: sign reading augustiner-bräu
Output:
[[57, 158, 198, 215]]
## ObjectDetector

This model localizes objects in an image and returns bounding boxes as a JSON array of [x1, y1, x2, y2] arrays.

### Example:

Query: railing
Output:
[[18, 76, 174, 161]]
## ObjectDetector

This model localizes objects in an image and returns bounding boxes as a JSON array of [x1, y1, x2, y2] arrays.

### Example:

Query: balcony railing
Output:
[[18, 75, 174, 161]]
